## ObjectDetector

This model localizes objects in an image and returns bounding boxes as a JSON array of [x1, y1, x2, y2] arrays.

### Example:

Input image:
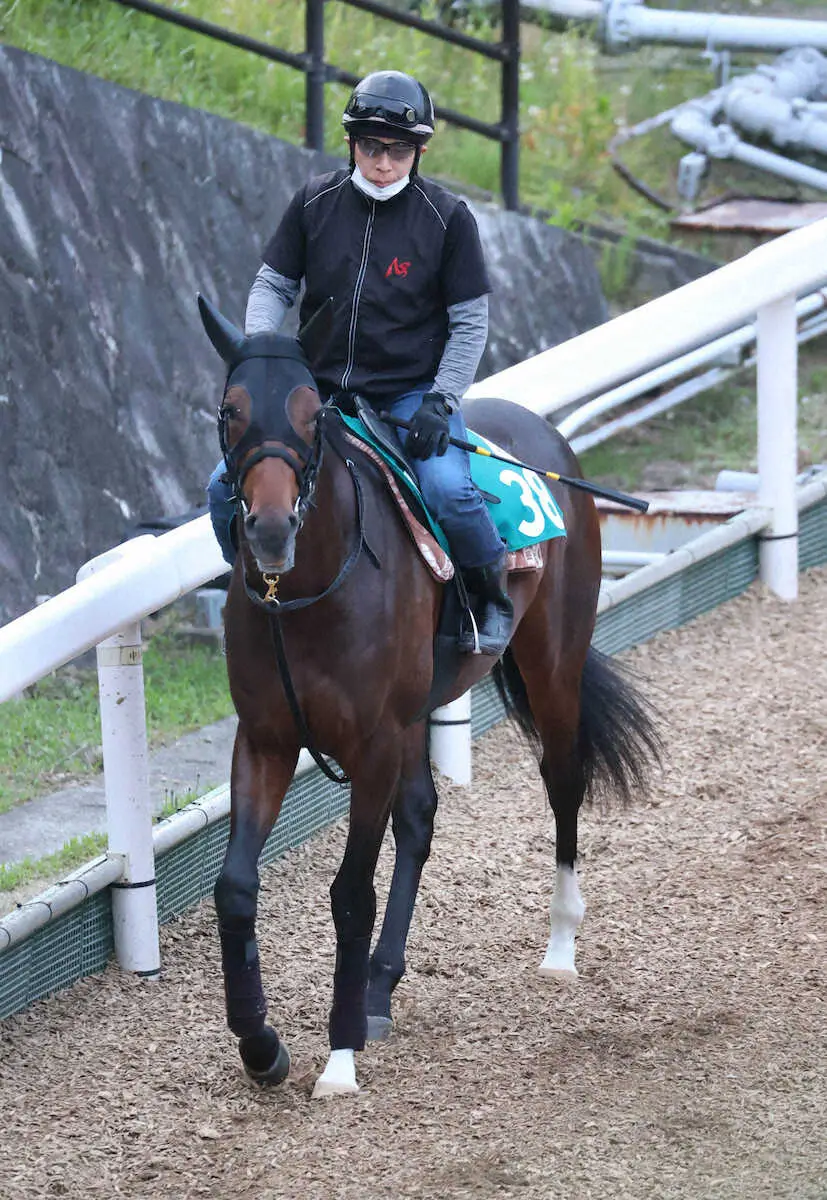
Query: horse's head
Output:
[[199, 294, 321, 575]]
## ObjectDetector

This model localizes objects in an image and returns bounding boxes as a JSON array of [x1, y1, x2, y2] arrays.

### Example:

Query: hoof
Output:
[[366, 1015, 393, 1043], [239, 1028, 291, 1086], [312, 1049, 359, 1098], [538, 960, 578, 980], [312, 1076, 359, 1098]]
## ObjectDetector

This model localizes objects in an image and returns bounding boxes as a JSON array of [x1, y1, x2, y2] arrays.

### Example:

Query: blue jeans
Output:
[[385, 388, 504, 569], [206, 388, 504, 570], [207, 461, 237, 566]]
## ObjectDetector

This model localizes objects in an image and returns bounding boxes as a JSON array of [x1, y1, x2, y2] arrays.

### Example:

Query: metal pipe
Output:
[[727, 137, 827, 193], [570, 365, 729, 454], [559, 291, 827, 445], [602, 550, 665, 572], [602, 0, 827, 54], [110, 0, 308, 69], [429, 694, 472, 785], [96, 624, 160, 978], [501, 0, 521, 212], [523, 0, 602, 19], [569, 309, 827, 455], [757, 296, 799, 600], [0, 854, 125, 954], [597, 505, 772, 613], [152, 749, 317, 856], [305, 0, 326, 152]]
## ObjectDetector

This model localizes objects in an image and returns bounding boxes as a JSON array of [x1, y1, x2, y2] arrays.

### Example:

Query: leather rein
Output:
[[221, 403, 378, 785]]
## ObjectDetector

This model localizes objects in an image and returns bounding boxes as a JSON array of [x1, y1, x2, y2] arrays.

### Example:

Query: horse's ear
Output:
[[298, 296, 334, 362], [197, 293, 246, 364]]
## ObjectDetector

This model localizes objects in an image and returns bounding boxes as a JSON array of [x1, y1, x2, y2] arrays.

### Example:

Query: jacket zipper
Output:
[[341, 199, 375, 391]]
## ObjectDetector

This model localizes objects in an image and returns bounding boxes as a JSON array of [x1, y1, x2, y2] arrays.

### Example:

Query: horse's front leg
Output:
[[213, 726, 298, 1084], [365, 722, 436, 1041], [313, 733, 402, 1098]]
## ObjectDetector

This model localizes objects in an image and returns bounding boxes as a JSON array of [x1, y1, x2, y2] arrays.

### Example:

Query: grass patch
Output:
[[0, 790, 200, 892], [0, 628, 232, 814], [0, 833, 107, 893]]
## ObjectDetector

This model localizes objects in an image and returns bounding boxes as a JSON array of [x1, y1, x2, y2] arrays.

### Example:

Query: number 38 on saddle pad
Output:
[[336, 411, 567, 556]]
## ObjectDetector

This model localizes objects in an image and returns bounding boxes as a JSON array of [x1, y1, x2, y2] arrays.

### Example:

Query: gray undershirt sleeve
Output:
[[433, 294, 489, 400], [244, 264, 301, 335]]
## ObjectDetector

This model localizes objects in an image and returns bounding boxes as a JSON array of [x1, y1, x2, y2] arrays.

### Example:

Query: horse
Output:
[[198, 295, 661, 1098]]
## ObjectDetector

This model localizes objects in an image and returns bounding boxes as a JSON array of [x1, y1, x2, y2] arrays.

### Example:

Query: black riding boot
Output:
[[458, 557, 514, 657]]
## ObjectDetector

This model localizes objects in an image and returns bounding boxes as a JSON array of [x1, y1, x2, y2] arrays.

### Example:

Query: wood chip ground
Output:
[[1, 569, 825, 1199]]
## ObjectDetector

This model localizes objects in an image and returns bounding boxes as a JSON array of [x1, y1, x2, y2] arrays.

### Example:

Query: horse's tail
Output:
[[492, 646, 662, 806]]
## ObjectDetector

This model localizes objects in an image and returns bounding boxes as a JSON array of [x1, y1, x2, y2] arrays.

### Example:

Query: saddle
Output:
[[336, 403, 559, 584], [334, 403, 561, 707]]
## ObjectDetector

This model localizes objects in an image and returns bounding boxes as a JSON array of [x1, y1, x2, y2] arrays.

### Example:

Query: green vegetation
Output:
[[4, 0, 819, 238], [0, 788, 199, 891], [2, 0, 672, 235], [0, 833, 107, 892], [0, 630, 232, 814]]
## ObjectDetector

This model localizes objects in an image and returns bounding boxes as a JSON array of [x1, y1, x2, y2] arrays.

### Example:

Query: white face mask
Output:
[[350, 165, 410, 201]]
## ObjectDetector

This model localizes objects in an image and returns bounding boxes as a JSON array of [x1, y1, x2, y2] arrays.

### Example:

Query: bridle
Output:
[[219, 353, 379, 783]]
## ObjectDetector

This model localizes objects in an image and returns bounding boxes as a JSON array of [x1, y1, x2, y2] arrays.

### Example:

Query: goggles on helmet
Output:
[[346, 92, 423, 130]]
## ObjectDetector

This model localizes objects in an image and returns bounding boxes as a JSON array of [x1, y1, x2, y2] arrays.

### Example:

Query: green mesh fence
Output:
[[593, 537, 760, 654], [800, 493, 827, 569], [2, 496, 825, 1022]]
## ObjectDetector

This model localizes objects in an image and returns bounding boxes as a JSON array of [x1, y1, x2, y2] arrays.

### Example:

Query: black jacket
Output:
[[262, 169, 491, 403]]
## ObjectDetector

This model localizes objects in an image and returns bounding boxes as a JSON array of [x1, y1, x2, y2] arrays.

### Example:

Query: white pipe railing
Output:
[[466, 218, 827, 412], [0, 520, 227, 703], [558, 290, 827, 442]]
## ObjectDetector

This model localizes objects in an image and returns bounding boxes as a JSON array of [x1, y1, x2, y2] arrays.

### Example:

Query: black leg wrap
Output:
[[239, 1026, 290, 1085], [219, 926, 267, 1038], [366, 957, 401, 1020], [329, 936, 371, 1051]]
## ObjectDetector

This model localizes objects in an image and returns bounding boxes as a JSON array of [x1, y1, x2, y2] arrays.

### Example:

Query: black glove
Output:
[[404, 393, 455, 460]]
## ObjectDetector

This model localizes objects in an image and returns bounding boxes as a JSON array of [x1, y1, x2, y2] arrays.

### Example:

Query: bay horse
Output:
[[198, 295, 660, 1098]]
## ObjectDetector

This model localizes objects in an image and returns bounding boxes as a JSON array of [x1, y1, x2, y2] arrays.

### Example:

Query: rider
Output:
[[208, 69, 512, 656]]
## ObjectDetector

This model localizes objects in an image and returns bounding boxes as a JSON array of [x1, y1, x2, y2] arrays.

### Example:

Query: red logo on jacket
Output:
[[385, 257, 411, 278]]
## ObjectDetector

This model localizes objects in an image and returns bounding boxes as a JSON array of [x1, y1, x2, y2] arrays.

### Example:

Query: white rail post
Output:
[[429, 692, 472, 785], [97, 623, 161, 978], [757, 294, 799, 600]]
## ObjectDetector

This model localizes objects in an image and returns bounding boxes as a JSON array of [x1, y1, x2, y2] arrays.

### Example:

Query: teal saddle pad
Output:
[[337, 412, 566, 555]]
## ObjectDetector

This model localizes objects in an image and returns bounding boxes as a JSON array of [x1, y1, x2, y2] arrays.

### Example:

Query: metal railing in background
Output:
[[109, 0, 522, 209]]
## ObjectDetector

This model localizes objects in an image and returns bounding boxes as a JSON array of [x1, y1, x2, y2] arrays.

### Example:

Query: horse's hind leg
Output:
[[213, 727, 298, 1084], [366, 721, 436, 1041], [538, 741, 587, 980], [508, 638, 587, 979]]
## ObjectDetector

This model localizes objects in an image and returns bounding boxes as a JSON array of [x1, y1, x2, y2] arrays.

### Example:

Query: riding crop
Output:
[[379, 414, 650, 514]]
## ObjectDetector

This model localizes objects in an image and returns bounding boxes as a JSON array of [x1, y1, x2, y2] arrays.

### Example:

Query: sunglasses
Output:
[[355, 136, 416, 162]]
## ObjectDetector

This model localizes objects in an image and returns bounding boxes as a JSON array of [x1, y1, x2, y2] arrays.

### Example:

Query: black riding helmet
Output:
[[343, 70, 435, 176]]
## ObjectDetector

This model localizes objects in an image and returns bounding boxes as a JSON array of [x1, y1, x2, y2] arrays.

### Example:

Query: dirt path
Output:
[[1, 569, 825, 1200]]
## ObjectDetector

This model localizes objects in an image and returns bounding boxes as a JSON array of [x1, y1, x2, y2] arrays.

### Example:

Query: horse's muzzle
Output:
[[244, 509, 299, 574]]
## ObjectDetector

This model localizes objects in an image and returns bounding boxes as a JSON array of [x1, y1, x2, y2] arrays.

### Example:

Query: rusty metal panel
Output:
[[672, 198, 827, 235], [597, 490, 757, 556]]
